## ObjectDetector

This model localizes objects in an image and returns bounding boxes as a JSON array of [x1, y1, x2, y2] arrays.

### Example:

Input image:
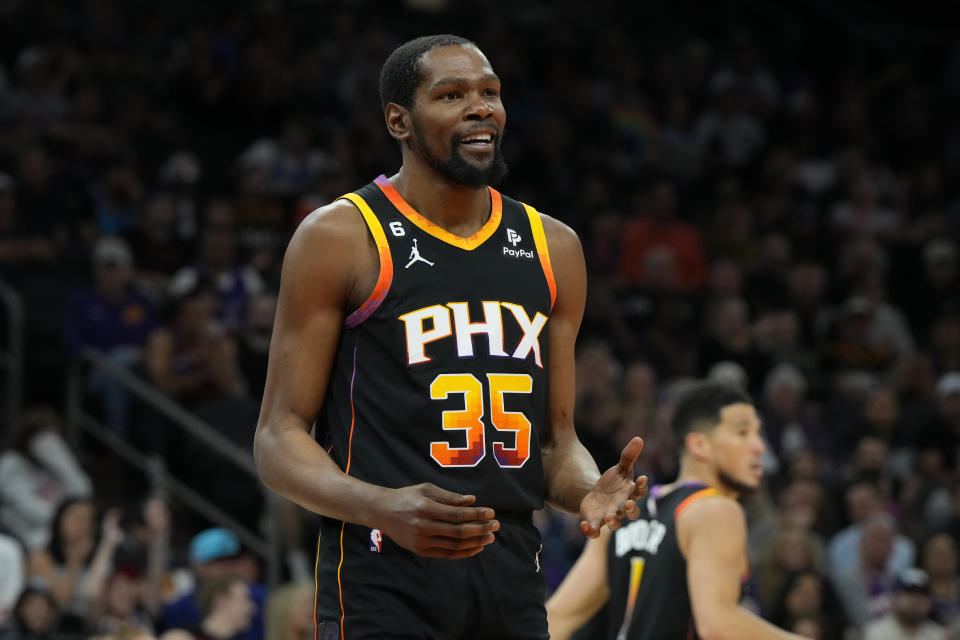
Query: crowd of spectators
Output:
[[2, 0, 960, 638]]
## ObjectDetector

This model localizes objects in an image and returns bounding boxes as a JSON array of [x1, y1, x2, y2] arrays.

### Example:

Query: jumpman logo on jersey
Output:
[[405, 238, 434, 269]]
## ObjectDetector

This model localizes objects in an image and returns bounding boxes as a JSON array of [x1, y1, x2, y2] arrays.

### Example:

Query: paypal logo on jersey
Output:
[[503, 227, 534, 259], [398, 300, 548, 368]]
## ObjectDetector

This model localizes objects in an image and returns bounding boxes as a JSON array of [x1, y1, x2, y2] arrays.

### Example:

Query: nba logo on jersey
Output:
[[369, 528, 382, 553]]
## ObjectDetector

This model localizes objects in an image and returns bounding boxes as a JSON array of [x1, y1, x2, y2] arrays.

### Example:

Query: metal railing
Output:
[[0, 278, 24, 430], [65, 348, 283, 586]]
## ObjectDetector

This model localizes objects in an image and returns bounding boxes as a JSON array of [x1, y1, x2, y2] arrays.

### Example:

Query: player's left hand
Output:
[[579, 437, 648, 538]]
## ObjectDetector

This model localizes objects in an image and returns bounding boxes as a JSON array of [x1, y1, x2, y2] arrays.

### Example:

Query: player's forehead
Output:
[[717, 402, 759, 428], [417, 44, 497, 90]]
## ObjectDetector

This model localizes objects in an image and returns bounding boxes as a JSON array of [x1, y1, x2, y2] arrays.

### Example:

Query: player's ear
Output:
[[685, 431, 710, 460], [385, 103, 411, 143]]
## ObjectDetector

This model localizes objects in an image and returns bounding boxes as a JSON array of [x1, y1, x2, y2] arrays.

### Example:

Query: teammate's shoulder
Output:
[[676, 492, 744, 525]]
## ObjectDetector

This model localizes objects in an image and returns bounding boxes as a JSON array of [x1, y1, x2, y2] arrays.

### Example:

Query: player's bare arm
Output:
[[253, 201, 498, 559], [679, 496, 806, 640], [538, 214, 647, 537], [546, 527, 612, 640]]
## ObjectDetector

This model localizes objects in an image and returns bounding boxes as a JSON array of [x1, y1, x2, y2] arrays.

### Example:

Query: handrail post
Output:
[[0, 279, 24, 431], [65, 358, 84, 450]]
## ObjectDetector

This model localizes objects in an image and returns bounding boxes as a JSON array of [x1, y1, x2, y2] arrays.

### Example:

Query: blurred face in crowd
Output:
[[785, 572, 825, 619], [175, 293, 216, 335], [775, 527, 815, 573], [844, 482, 881, 524], [95, 260, 134, 298], [104, 572, 142, 616], [708, 259, 743, 298], [893, 589, 932, 628], [863, 388, 899, 434], [788, 264, 826, 308], [922, 534, 958, 581], [622, 362, 657, 404], [405, 44, 508, 189], [18, 591, 55, 635], [59, 500, 96, 544], [218, 581, 255, 629], [860, 517, 894, 571]]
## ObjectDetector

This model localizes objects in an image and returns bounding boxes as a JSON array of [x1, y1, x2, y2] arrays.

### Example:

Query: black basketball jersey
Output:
[[605, 483, 719, 640], [316, 174, 556, 515]]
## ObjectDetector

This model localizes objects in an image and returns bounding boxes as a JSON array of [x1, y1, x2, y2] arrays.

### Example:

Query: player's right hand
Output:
[[377, 483, 500, 559]]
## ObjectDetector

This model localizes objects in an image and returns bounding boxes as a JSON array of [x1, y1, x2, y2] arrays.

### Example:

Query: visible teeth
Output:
[[463, 134, 492, 143]]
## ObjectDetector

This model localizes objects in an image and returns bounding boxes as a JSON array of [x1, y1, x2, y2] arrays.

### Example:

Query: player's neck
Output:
[[389, 165, 492, 237], [675, 461, 739, 499]]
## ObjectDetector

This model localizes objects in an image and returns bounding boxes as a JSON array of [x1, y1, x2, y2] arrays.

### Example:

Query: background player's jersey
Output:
[[606, 483, 717, 640], [317, 174, 556, 515]]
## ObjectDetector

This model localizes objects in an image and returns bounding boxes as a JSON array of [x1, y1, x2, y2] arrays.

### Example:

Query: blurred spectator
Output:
[[0, 532, 25, 628], [125, 193, 192, 303], [864, 568, 945, 640], [828, 479, 916, 582], [189, 574, 255, 640], [92, 164, 144, 236], [760, 364, 831, 467], [144, 285, 246, 410], [0, 585, 60, 640], [63, 236, 157, 435], [769, 569, 850, 640], [0, 171, 55, 280], [617, 179, 707, 291], [27, 499, 124, 627], [161, 528, 266, 640], [698, 295, 767, 382], [833, 513, 901, 629], [918, 533, 960, 628], [237, 292, 276, 402], [169, 222, 264, 334], [263, 582, 312, 640], [0, 407, 93, 550], [755, 525, 828, 610]]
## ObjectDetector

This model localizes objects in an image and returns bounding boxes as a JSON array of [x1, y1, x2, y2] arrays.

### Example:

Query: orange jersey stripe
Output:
[[337, 522, 347, 640], [522, 204, 557, 310], [374, 175, 502, 250], [336, 336, 361, 640], [339, 192, 393, 327], [313, 533, 322, 640], [674, 487, 720, 519]]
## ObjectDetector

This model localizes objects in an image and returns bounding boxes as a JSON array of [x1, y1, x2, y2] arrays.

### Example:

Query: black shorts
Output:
[[314, 516, 548, 639]]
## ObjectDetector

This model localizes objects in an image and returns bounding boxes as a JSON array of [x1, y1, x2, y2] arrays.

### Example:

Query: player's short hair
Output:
[[379, 34, 476, 111], [671, 382, 753, 443]]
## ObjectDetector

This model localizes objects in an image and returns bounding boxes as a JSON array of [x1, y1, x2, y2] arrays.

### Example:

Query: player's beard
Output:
[[716, 468, 759, 497], [412, 124, 508, 189]]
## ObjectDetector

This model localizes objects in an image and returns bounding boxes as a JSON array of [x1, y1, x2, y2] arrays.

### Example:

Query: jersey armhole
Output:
[[521, 203, 557, 311], [673, 487, 720, 520], [338, 192, 393, 328]]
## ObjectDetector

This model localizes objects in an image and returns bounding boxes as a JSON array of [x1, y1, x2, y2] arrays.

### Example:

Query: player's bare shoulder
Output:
[[281, 199, 380, 310], [535, 212, 585, 311], [676, 493, 746, 552], [537, 212, 584, 262]]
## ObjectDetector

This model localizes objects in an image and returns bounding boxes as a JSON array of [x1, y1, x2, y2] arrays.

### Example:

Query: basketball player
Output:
[[547, 383, 807, 640], [253, 35, 647, 639]]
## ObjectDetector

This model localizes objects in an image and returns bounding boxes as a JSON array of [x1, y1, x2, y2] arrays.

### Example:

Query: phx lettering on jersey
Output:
[[614, 519, 668, 557], [399, 300, 548, 367]]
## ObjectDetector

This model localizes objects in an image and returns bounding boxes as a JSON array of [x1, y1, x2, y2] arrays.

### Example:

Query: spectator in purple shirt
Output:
[[63, 236, 156, 435]]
